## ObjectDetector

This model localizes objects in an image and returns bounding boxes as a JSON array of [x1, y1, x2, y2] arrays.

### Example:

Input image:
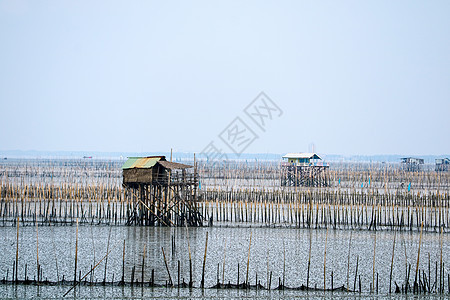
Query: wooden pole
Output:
[[246, 231, 252, 286], [324, 227, 328, 290], [389, 231, 396, 293], [15, 216, 19, 282], [222, 238, 227, 285], [346, 231, 352, 290], [415, 221, 424, 292], [440, 226, 443, 293], [353, 255, 359, 291], [141, 244, 146, 285], [63, 243, 117, 297], [36, 219, 39, 283], [201, 231, 209, 288], [307, 229, 312, 289], [121, 240, 125, 284], [372, 232, 376, 293], [103, 227, 112, 283], [162, 247, 173, 286], [73, 218, 78, 286], [184, 222, 193, 287]]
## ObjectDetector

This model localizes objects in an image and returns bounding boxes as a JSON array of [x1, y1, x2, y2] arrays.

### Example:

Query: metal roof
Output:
[[158, 161, 192, 170], [282, 153, 322, 160], [121, 156, 165, 169], [401, 157, 424, 164]]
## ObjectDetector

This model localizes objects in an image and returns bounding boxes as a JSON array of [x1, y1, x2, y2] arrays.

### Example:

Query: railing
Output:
[[281, 161, 329, 167], [152, 173, 198, 185]]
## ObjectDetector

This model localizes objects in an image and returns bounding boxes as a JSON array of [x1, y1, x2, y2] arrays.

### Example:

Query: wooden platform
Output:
[[281, 163, 329, 187], [122, 156, 203, 226]]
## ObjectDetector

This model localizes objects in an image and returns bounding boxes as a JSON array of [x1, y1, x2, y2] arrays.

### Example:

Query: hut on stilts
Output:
[[122, 156, 203, 226], [281, 153, 329, 187], [435, 158, 450, 172], [401, 157, 424, 172]]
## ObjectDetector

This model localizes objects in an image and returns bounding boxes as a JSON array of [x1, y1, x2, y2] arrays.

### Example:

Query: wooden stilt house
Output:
[[281, 153, 329, 187], [122, 156, 203, 226], [435, 158, 450, 172], [401, 157, 424, 172]]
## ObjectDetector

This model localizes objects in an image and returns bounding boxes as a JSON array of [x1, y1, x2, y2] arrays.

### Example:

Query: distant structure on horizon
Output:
[[435, 158, 450, 172], [401, 157, 424, 172], [281, 153, 329, 187]]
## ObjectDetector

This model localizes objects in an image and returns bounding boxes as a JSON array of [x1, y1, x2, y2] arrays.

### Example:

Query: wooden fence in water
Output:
[[0, 159, 449, 231]]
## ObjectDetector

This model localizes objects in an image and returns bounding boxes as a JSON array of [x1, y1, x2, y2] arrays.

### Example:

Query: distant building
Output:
[[435, 158, 450, 172], [400, 157, 424, 172], [281, 153, 329, 187], [282, 153, 323, 165]]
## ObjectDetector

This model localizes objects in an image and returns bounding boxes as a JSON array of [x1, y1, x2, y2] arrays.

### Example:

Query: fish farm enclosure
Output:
[[0, 158, 449, 299]]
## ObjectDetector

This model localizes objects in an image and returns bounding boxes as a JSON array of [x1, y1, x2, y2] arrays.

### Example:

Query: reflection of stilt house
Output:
[[435, 158, 450, 172], [122, 156, 203, 226], [281, 153, 329, 187], [401, 157, 424, 172]]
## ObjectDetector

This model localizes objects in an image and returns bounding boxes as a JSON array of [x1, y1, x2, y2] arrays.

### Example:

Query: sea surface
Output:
[[1, 225, 449, 299]]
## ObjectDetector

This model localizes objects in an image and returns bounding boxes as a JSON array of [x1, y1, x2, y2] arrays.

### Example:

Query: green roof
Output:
[[121, 157, 163, 169]]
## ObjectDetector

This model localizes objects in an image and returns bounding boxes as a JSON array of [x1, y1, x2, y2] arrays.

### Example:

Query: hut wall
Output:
[[123, 168, 153, 184]]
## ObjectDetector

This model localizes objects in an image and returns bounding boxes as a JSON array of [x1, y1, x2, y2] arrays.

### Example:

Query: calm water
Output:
[[1, 284, 450, 300], [0, 225, 449, 299]]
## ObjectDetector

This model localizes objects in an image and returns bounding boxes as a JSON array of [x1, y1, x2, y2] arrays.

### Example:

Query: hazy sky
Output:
[[1, 1, 449, 156]]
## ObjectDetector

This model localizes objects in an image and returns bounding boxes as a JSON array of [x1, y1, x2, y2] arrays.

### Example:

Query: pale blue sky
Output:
[[1, 0, 449, 156]]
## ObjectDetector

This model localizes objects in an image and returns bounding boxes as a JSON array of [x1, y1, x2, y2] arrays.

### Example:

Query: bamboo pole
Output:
[[201, 231, 209, 288], [346, 231, 352, 290], [73, 218, 78, 286], [103, 227, 112, 283], [324, 227, 328, 290], [141, 244, 146, 285], [246, 231, 252, 286], [36, 219, 39, 283], [15, 216, 19, 282], [222, 238, 227, 285], [184, 221, 193, 287], [372, 232, 376, 293], [161, 247, 173, 286], [414, 221, 424, 293], [307, 229, 312, 289], [121, 240, 125, 284], [63, 242, 117, 297], [389, 231, 396, 293]]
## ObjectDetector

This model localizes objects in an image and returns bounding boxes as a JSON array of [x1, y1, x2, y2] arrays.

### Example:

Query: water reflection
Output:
[[0, 225, 448, 298]]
